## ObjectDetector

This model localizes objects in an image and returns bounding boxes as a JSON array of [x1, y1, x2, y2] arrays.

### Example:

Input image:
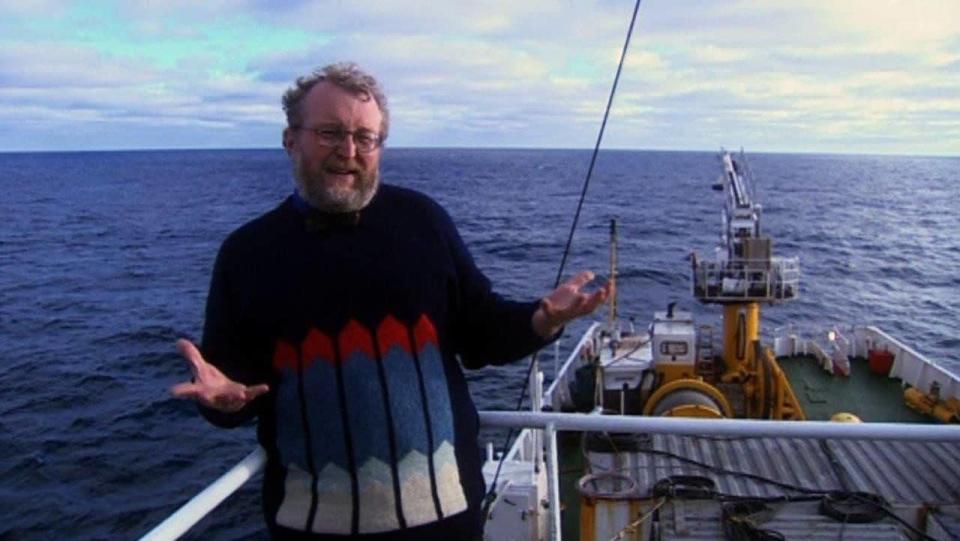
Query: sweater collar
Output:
[[290, 191, 361, 232]]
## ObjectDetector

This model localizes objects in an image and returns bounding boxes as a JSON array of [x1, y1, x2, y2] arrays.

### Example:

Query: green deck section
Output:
[[777, 355, 932, 423]]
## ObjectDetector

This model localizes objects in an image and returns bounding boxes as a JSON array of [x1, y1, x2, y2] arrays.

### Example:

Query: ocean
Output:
[[1, 148, 958, 540]]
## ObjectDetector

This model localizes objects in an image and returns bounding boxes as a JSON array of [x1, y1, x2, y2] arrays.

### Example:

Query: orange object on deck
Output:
[[868, 349, 894, 375]]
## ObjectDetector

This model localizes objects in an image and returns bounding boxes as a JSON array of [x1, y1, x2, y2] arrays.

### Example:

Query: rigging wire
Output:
[[553, 0, 642, 290], [482, 0, 645, 519]]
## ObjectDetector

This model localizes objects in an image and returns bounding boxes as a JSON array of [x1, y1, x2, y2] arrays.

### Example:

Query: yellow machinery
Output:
[[593, 152, 805, 422], [639, 303, 804, 421], [749, 343, 806, 420], [721, 302, 760, 380], [642, 378, 732, 418], [685, 151, 804, 420], [904, 384, 960, 423]]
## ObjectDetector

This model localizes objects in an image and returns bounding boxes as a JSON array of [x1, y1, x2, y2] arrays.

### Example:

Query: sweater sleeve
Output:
[[197, 236, 269, 427], [431, 201, 555, 368]]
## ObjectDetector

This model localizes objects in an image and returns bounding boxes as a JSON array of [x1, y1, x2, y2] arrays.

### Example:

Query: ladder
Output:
[[697, 325, 716, 381]]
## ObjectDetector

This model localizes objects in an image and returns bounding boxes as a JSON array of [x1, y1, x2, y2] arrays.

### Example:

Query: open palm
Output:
[[170, 339, 269, 412], [533, 271, 613, 338]]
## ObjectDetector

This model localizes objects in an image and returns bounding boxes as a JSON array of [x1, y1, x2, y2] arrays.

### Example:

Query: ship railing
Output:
[[861, 326, 960, 401], [692, 256, 799, 302], [140, 447, 266, 541], [773, 324, 960, 402], [139, 410, 960, 541]]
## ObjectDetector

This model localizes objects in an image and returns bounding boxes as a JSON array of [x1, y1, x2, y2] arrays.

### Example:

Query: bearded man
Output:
[[172, 62, 610, 540]]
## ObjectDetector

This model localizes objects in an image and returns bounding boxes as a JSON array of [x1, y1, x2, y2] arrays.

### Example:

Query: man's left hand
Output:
[[532, 270, 613, 339]]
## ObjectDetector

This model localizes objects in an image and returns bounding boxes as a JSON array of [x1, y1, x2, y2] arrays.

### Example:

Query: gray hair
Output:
[[282, 62, 390, 142]]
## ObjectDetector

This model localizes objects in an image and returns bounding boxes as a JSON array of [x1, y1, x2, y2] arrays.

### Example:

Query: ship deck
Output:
[[575, 431, 960, 539], [556, 354, 957, 539], [777, 354, 930, 423]]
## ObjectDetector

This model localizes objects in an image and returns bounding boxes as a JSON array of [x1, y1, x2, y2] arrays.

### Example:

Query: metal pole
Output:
[[478, 411, 960, 441], [554, 340, 560, 383], [545, 323, 600, 399], [544, 422, 562, 541], [532, 361, 542, 473], [608, 218, 618, 329], [139, 447, 267, 541]]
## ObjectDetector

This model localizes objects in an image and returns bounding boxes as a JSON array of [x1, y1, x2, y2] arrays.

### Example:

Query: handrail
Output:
[[479, 411, 960, 441], [692, 256, 800, 301], [139, 411, 960, 540], [139, 447, 266, 541]]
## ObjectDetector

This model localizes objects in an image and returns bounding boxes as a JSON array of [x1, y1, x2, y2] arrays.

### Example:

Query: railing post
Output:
[[554, 339, 561, 382], [545, 422, 561, 541], [532, 357, 542, 474]]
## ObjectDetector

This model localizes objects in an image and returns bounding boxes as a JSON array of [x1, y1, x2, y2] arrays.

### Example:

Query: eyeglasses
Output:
[[293, 126, 383, 153]]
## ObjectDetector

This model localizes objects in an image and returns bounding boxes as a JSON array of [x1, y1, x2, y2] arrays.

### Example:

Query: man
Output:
[[172, 62, 610, 540]]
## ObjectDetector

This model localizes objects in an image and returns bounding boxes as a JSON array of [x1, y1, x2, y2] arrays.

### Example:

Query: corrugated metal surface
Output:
[[927, 506, 960, 540], [584, 434, 960, 505], [658, 500, 909, 540]]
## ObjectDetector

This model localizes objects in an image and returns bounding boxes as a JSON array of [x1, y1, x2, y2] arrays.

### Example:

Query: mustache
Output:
[[324, 158, 361, 171]]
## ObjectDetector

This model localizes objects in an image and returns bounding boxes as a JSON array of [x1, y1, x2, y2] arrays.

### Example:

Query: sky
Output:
[[1, 0, 958, 155]]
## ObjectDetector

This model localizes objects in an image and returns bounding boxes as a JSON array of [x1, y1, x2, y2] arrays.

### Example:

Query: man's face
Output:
[[283, 81, 384, 213]]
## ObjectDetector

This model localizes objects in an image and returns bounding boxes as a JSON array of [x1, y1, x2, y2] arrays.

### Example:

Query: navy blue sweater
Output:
[[199, 185, 548, 540]]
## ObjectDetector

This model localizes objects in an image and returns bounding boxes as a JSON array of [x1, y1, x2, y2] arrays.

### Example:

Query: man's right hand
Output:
[[170, 339, 270, 413]]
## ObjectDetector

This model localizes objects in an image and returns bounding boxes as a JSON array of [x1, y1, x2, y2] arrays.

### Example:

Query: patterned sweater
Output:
[[198, 185, 548, 540]]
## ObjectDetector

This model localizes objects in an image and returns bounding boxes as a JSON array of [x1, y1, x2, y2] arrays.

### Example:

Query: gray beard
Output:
[[293, 167, 379, 213]]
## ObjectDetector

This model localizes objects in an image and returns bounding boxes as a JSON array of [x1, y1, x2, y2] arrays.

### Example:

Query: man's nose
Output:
[[334, 134, 357, 158]]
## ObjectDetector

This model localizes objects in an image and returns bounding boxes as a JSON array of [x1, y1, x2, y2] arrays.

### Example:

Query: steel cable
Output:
[[482, 0, 645, 521]]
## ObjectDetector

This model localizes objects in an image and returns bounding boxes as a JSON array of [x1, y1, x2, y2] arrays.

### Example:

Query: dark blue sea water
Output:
[[1, 148, 958, 540]]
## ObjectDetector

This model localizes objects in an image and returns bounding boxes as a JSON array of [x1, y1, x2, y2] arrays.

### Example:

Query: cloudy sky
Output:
[[1, 1, 957, 155]]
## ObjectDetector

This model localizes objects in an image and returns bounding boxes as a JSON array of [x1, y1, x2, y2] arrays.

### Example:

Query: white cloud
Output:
[[0, 1, 957, 154], [0, 42, 161, 87], [813, 1, 960, 49]]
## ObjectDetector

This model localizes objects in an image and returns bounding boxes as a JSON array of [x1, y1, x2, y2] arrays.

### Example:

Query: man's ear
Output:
[[282, 128, 294, 156]]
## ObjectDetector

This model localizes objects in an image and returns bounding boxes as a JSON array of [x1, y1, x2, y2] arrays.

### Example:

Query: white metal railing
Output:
[[543, 322, 600, 411], [861, 325, 960, 401], [479, 410, 960, 441], [693, 256, 800, 301], [544, 422, 560, 541], [140, 410, 960, 541], [140, 447, 266, 541]]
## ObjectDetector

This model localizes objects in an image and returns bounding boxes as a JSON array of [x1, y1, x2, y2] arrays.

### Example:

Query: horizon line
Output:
[[0, 145, 956, 160]]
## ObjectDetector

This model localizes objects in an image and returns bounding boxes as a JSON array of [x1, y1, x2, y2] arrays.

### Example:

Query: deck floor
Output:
[[578, 432, 960, 539], [777, 355, 931, 423]]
